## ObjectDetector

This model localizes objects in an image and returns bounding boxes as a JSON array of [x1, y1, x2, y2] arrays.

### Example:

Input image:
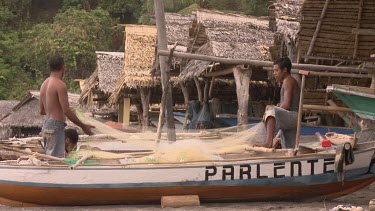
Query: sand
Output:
[[1, 182, 373, 210]]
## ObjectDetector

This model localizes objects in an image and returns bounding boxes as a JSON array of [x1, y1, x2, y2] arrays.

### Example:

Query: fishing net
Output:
[[76, 109, 268, 163]]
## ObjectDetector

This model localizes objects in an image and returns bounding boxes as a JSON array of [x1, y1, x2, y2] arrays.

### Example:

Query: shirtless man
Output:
[[39, 55, 94, 158], [260, 57, 300, 149]]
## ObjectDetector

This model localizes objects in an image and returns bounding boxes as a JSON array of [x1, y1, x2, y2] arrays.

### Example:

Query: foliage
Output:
[[22, 8, 115, 88], [98, 0, 143, 23], [0, 0, 269, 100]]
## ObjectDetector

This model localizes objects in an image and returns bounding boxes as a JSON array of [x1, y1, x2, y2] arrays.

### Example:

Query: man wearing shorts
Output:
[[260, 57, 300, 149], [39, 55, 94, 158]]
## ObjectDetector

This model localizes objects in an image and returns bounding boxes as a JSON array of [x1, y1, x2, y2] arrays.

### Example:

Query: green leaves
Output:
[[23, 8, 114, 83]]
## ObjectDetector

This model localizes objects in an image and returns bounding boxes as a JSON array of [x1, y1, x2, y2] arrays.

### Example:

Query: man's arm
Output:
[[39, 98, 46, 115], [279, 78, 294, 110], [57, 83, 94, 135]]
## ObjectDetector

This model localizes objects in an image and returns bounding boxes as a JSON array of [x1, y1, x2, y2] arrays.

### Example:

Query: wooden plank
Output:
[[161, 195, 200, 208]]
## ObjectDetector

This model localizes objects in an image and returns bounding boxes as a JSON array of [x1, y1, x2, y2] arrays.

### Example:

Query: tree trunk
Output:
[[233, 67, 251, 125]]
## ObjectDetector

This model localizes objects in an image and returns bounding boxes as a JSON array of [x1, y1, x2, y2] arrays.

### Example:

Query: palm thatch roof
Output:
[[269, 0, 304, 42], [1, 91, 80, 128], [299, 0, 375, 60], [178, 10, 274, 82], [79, 68, 98, 106], [0, 100, 19, 121], [110, 14, 194, 103], [96, 51, 124, 94]]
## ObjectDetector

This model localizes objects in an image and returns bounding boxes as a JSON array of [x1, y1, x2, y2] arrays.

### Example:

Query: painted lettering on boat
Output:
[[205, 158, 335, 181]]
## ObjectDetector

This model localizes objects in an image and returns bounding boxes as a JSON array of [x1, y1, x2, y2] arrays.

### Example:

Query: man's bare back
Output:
[[40, 77, 66, 121], [40, 55, 94, 135]]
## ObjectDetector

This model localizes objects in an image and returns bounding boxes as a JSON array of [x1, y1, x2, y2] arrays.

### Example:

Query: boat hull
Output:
[[0, 177, 374, 206], [0, 145, 374, 206]]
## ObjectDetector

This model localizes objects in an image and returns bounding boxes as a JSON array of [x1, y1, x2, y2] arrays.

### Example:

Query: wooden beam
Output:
[[204, 66, 234, 77], [122, 98, 130, 126], [304, 0, 330, 63], [303, 104, 353, 113], [264, 67, 371, 79], [154, 0, 176, 141], [352, 28, 375, 36], [158, 50, 370, 73], [353, 0, 364, 58]]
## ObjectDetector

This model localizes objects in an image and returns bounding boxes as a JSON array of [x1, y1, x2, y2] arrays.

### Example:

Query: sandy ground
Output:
[[1, 182, 373, 211]]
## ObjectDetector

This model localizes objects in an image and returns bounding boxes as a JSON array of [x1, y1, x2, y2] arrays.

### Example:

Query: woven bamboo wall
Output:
[[299, 0, 375, 59]]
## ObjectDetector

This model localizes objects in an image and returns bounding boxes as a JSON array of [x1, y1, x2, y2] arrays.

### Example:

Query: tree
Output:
[[22, 8, 115, 91]]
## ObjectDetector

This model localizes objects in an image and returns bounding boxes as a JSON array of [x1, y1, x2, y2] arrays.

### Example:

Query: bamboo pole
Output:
[[353, 0, 364, 58], [295, 70, 309, 150], [154, 0, 176, 142], [304, 0, 330, 63], [157, 50, 370, 73]]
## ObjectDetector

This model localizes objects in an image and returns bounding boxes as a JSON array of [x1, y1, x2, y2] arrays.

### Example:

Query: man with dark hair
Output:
[[259, 57, 300, 148], [39, 55, 94, 158], [65, 128, 79, 156]]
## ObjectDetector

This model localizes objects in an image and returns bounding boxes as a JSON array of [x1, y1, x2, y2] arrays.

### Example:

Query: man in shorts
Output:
[[39, 55, 94, 158], [260, 57, 300, 149]]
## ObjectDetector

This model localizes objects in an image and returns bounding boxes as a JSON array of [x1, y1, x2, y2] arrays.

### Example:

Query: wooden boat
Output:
[[0, 84, 374, 207], [327, 84, 375, 120], [0, 140, 374, 206]]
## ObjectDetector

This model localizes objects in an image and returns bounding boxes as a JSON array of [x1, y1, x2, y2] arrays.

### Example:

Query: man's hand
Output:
[[82, 124, 95, 135]]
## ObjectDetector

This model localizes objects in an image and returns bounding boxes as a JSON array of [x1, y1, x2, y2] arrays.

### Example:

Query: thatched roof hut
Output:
[[110, 14, 194, 103], [178, 10, 274, 82], [1, 91, 80, 129], [0, 100, 19, 121], [268, 0, 303, 61], [299, 0, 375, 60], [79, 68, 98, 106]]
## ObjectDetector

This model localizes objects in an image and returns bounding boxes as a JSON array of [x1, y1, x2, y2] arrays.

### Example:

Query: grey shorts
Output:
[[264, 106, 298, 149], [42, 119, 67, 158]]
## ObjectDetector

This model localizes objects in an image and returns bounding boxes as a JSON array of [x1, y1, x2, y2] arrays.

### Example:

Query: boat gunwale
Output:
[[0, 142, 373, 169]]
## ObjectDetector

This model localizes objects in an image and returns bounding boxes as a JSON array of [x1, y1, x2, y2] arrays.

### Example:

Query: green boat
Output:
[[327, 84, 375, 120]]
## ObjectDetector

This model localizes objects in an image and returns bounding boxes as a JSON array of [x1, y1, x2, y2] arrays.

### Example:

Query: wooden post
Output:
[[194, 77, 203, 103], [123, 98, 130, 126], [304, 0, 330, 63], [295, 70, 309, 150], [140, 87, 151, 131], [209, 76, 215, 99], [180, 82, 190, 128], [118, 100, 124, 123], [203, 77, 210, 103], [154, 0, 176, 141], [233, 67, 251, 125]]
